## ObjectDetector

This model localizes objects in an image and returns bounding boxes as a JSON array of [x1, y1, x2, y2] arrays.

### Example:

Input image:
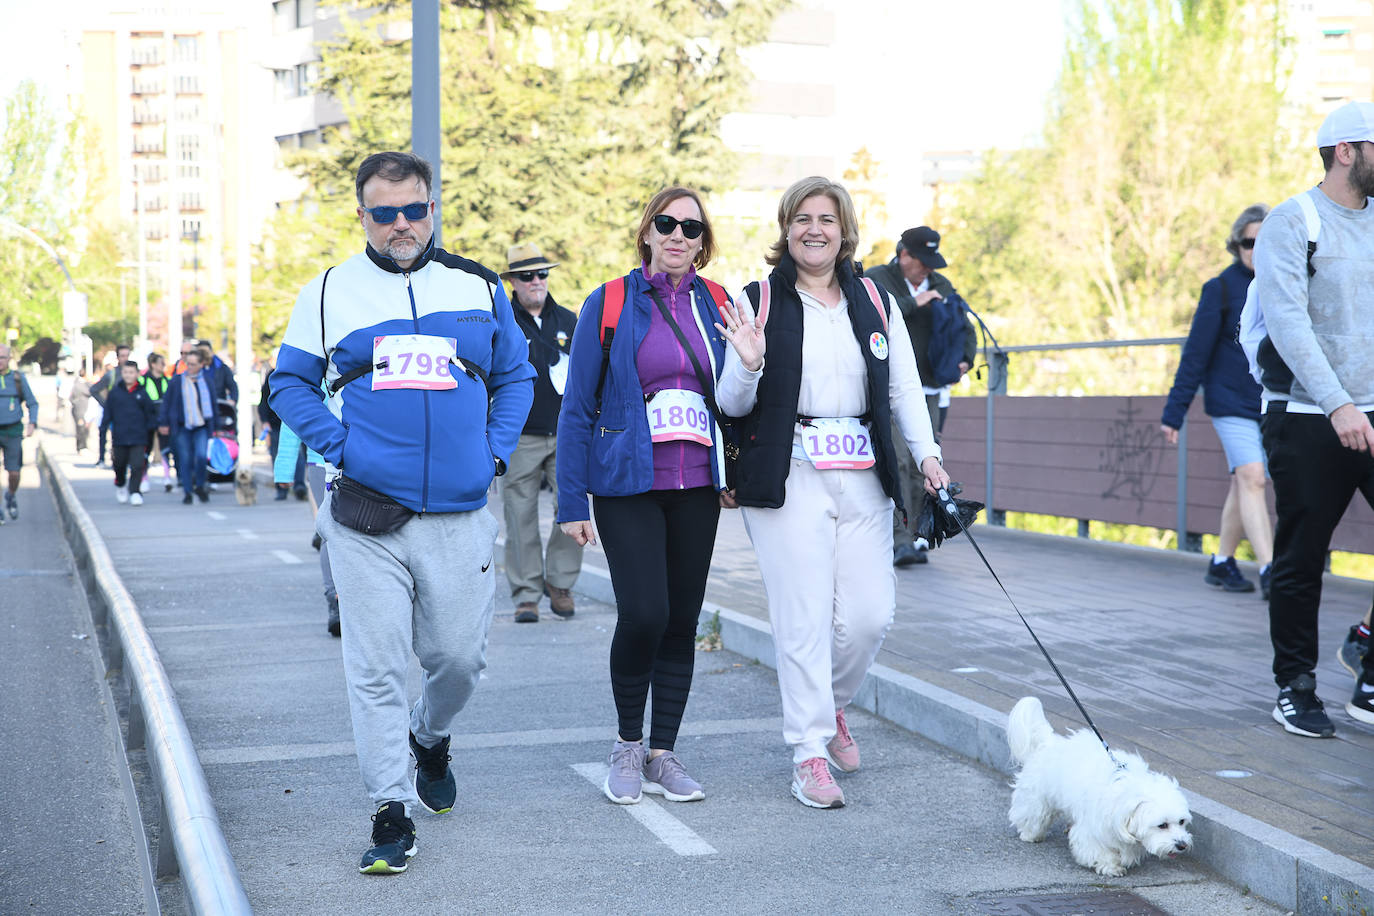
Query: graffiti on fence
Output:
[[1098, 400, 1165, 512]]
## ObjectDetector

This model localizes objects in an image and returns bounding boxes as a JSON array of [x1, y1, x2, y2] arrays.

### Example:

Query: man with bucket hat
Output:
[[866, 226, 977, 567], [1254, 101, 1374, 739], [500, 242, 583, 623]]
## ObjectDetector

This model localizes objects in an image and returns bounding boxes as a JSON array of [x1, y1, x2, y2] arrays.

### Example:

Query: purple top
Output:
[[636, 262, 714, 491]]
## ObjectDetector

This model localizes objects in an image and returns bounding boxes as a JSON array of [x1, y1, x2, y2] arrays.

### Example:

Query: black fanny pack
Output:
[[329, 475, 414, 535]]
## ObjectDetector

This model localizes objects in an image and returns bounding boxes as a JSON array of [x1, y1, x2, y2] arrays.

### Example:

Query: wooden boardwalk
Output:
[[674, 509, 1374, 869]]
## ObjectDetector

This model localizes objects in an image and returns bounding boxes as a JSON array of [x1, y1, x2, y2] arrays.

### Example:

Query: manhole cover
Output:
[[974, 890, 1170, 915]]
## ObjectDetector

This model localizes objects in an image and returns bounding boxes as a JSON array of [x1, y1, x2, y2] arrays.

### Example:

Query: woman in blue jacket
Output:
[[1161, 203, 1273, 597], [557, 186, 747, 807]]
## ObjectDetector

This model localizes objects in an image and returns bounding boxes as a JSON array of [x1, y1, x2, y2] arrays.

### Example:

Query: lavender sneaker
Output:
[[641, 751, 705, 802], [603, 740, 645, 804], [825, 707, 860, 773]]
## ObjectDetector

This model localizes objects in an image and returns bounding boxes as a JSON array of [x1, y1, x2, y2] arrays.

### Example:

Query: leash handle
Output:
[[935, 488, 1124, 770]]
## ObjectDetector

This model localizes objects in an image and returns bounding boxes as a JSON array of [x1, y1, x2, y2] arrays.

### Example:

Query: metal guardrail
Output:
[[39, 444, 253, 916], [980, 337, 1191, 547]]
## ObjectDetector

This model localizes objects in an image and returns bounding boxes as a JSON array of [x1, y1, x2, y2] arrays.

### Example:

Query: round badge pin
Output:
[[869, 332, 888, 360]]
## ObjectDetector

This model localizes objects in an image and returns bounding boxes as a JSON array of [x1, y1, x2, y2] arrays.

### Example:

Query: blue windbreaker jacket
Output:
[[556, 269, 731, 524], [269, 242, 535, 514]]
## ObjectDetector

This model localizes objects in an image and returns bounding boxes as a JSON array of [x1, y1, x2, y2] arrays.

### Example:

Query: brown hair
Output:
[[764, 176, 860, 267], [635, 187, 716, 270]]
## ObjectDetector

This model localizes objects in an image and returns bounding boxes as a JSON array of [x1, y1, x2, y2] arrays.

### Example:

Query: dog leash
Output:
[[935, 487, 1125, 770]]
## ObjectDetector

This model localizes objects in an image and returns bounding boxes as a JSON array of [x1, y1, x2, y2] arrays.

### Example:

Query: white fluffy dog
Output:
[[1006, 697, 1192, 876]]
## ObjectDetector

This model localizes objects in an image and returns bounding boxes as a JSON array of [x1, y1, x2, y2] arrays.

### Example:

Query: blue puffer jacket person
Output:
[[1162, 260, 1262, 428]]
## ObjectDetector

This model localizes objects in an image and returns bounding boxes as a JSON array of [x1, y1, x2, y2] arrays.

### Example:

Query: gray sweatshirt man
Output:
[[1252, 100, 1374, 742]]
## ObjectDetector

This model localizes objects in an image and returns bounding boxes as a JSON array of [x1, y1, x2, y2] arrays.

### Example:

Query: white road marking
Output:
[[236, 528, 259, 541], [571, 762, 717, 856], [273, 550, 303, 565], [207, 511, 226, 520]]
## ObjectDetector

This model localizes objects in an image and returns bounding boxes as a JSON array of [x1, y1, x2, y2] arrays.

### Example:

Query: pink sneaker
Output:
[[791, 757, 845, 809], [826, 707, 860, 773]]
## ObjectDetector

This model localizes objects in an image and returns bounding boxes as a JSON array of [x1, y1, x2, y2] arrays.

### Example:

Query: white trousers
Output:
[[742, 458, 897, 763]]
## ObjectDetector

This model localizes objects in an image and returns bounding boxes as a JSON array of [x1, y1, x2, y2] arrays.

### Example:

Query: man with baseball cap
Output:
[[500, 243, 583, 623], [865, 226, 977, 566], [1255, 100, 1374, 739]]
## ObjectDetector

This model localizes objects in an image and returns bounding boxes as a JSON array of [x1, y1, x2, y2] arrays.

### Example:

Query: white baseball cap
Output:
[[1316, 101, 1374, 147]]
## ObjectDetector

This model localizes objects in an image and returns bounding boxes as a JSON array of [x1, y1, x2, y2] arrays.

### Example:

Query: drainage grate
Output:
[[973, 890, 1171, 915]]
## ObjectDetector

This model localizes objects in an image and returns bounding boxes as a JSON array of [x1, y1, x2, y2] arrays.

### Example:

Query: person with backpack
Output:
[[556, 186, 736, 807], [0, 344, 39, 521], [865, 226, 976, 567], [714, 177, 951, 809], [1252, 101, 1374, 739], [1161, 204, 1274, 597]]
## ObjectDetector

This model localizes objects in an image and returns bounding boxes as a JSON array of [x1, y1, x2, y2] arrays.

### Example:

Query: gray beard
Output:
[[384, 238, 422, 262]]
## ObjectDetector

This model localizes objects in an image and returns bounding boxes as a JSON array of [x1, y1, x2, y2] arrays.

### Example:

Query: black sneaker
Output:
[[893, 541, 926, 567], [1259, 565, 1272, 601], [1338, 625, 1369, 678], [359, 801, 416, 875], [4, 490, 17, 519], [1348, 677, 1374, 725], [1204, 556, 1254, 593], [195, 486, 210, 503], [182, 493, 193, 505], [409, 732, 456, 814], [1273, 674, 1335, 738]]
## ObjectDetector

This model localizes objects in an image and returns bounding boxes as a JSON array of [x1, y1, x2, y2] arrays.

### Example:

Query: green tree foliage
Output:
[[941, 0, 1313, 396], [253, 0, 778, 345], [0, 81, 131, 355]]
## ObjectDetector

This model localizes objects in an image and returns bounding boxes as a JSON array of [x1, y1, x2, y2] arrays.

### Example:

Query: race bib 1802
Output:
[[372, 334, 458, 391], [646, 388, 712, 446], [801, 417, 874, 470]]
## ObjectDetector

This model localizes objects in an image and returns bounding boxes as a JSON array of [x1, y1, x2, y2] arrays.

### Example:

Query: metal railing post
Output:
[[1176, 417, 1189, 551]]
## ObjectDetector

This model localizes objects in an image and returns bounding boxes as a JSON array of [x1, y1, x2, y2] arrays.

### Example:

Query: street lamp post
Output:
[[412, 0, 442, 246]]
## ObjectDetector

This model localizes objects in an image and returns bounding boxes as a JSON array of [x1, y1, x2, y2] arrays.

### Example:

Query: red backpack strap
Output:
[[594, 275, 630, 407], [756, 279, 772, 327], [700, 277, 730, 322], [599, 275, 628, 350], [859, 277, 889, 333]]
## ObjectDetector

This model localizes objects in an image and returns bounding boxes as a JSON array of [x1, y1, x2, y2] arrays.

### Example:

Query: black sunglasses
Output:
[[652, 214, 705, 239], [363, 202, 430, 224], [1239, 238, 1256, 250], [513, 269, 549, 282]]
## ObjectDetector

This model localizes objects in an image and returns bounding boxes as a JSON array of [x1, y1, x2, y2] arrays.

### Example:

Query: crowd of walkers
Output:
[[11, 103, 1372, 879]]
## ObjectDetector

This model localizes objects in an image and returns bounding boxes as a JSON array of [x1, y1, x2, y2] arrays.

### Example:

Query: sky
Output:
[[2, 0, 1068, 153]]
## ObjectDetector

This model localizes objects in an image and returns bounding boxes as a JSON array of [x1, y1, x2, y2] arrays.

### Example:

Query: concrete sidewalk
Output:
[[38, 430, 1284, 916], [490, 481, 1374, 914]]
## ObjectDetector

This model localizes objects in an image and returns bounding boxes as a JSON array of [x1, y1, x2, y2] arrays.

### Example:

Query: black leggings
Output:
[[594, 486, 720, 750]]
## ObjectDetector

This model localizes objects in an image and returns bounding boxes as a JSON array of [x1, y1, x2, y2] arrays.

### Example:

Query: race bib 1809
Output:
[[801, 417, 874, 470], [646, 388, 712, 446], [372, 334, 458, 391]]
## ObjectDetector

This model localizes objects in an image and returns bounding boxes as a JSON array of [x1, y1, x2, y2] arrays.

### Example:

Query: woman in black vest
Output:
[[715, 176, 951, 809]]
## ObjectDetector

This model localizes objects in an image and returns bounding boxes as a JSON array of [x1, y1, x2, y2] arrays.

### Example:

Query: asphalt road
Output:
[[0, 436, 149, 915], [33, 437, 1293, 916]]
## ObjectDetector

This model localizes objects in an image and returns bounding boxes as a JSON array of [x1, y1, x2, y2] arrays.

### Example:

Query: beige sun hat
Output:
[[499, 242, 560, 279]]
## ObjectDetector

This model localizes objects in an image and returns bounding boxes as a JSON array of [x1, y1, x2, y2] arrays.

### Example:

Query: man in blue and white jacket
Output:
[[269, 151, 534, 875]]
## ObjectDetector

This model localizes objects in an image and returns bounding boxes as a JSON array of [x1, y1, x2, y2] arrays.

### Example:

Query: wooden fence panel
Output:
[[939, 395, 1374, 554]]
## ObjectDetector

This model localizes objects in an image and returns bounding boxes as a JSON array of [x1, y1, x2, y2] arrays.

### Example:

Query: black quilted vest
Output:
[[730, 255, 905, 514]]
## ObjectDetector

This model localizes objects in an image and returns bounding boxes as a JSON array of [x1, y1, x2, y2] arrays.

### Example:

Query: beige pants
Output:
[[501, 433, 583, 604], [742, 457, 896, 763]]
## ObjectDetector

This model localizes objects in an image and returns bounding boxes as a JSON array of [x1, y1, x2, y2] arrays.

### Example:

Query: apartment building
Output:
[[71, 2, 275, 350]]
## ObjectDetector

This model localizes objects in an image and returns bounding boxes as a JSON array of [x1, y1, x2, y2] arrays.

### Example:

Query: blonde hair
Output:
[[635, 187, 716, 270], [765, 176, 860, 267]]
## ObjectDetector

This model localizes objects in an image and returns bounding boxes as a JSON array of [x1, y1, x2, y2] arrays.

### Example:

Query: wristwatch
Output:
[[494, 457, 507, 477]]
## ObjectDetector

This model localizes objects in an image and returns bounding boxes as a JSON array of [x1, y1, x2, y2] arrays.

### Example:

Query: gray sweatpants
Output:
[[317, 492, 500, 809]]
